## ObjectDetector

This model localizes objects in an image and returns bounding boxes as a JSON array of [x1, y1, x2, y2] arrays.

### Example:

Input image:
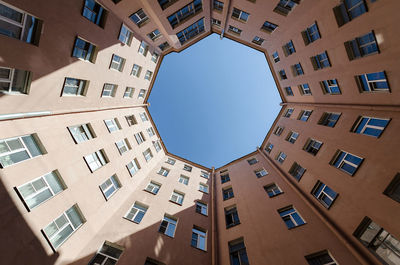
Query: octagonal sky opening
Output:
[[148, 33, 281, 168]]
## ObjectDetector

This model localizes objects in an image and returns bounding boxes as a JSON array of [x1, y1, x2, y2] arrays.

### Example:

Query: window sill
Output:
[[190, 244, 207, 253], [169, 200, 183, 206], [143, 189, 157, 195]]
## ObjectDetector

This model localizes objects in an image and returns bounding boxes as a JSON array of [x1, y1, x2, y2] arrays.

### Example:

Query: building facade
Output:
[[0, 0, 399, 265]]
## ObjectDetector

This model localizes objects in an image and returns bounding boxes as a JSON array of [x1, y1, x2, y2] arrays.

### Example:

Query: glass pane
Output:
[[18, 183, 35, 198], [7, 150, 30, 164], [100, 243, 123, 259], [32, 178, 47, 191], [22, 135, 42, 157], [0, 19, 22, 39], [66, 207, 83, 229], [51, 225, 73, 249], [44, 222, 58, 238], [26, 188, 52, 209], [165, 223, 176, 237], [7, 138, 23, 150], [134, 211, 145, 223], [0, 3, 23, 22]]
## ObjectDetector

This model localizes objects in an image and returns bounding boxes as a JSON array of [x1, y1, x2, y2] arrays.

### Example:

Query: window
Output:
[[147, 29, 161, 41], [286, 131, 298, 144], [138, 41, 149, 56], [276, 151, 287, 164], [283, 108, 294, 118], [284, 86, 293, 96], [232, 8, 249, 23], [115, 138, 131, 155], [183, 164, 192, 172], [299, 84, 311, 95], [0, 67, 31, 94], [104, 118, 121, 132], [166, 158, 176, 165], [264, 183, 283, 197], [88, 241, 123, 265], [223, 187, 234, 200], [118, 24, 133, 45], [298, 110, 312, 121], [170, 190, 184, 205], [129, 9, 149, 27], [318, 112, 341, 127], [72, 37, 97, 63], [229, 238, 249, 265], [140, 112, 149, 121], [383, 173, 400, 203], [225, 206, 240, 228], [333, 0, 367, 27], [144, 70, 153, 81], [131, 64, 142, 77], [123, 87, 134, 98], [127, 158, 140, 176], [124, 202, 148, 223], [272, 51, 280, 63], [303, 138, 323, 156], [274, 0, 299, 16], [138, 89, 147, 99], [247, 158, 258, 165], [345, 31, 379, 60], [84, 149, 107, 172], [201, 171, 209, 179], [228, 25, 242, 35], [68, 123, 95, 144], [158, 0, 178, 10], [178, 175, 189, 185], [167, 0, 203, 29], [151, 53, 159, 63], [16, 171, 66, 210], [125, 115, 137, 126], [153, 140, 162, 152], [109, 54, 125, 72], [61, 77, 88, 96], [211, 18, 221, 27], [159, 42, 170, 51], [159, 214, 177, 237], [146, 127, 155, 137], [82, 0, 107, 27], [254, 169, 267, 178], [0, 1, 42, 45], [301, 22, 320, 45], [134, 132, 146, 144], [221, 173, 230, 184], [292, 63, 304, 76], [312, 181, 338, 209], [158, 167, 169, 177], [143, 148, 153, 162], [356, 71, 390, 92], [311, 51, 331, 70], [252, 36, 264, 45], [305, 250, 338, 265], [289, 162, 306, 181], [282, 40, 296, 56], [320, 79, 341, 95], [213, 0, 224, 11], [354, 217, 400, 265], [274, 126, 284, 136], [278, 69, 287, 80], [100, 174, 121, 200], [199, 183, 209, 193], [176, 18, 205, 45], [145, 181, 160, 194], [278, 206, 305, 229], [196, 201, 208, 215], [101, 83, 117, 97], [0, 134, 44, 168], [330, 150, 363, 176], [351, 116, 390, 137], [261, 20, 278, 33], [43, 204, 85, 250], [265, 143, 273, 154], [191, 227, 207, 250]]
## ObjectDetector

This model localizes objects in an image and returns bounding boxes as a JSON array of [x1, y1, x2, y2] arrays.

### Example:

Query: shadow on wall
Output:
[[0, 174, 59, 265]]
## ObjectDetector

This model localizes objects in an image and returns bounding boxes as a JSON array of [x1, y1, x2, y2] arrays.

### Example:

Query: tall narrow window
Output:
[[333, 0, 367, 27], [292, 63, 304, 76], [140, 112, 148, 121], [330, 150, 363, 176], [147, 127, 155, 137], [153, 140, 162, 152], [143, 148, 153, 162], [84, 149, 108, 172], [301, 22, 320, 45], [221, 173, 230, 184], [16, 171, 66, 210], [88, 241, 123, 265], [278, 206, 306, 229], [129, 9, 149, 27], [72, 37, 97, 63], [274, 126, 284, 136], [0, 134, 45, 168], [223, 187, 234, 200], [99, 174, 121, 200], [159, 214, 177, 237], [82, 0, 107, 27], [124, 202, 148, 223], [225, 206, 240, 228], [0, 67, 32, 94], [289, 162, 306, 181], [144, 70, 153, 81], [278, 69, 287, 80], [311, 181, 338, 208], [282, 40, 295, 56], [284, 86, 293, 96], [127, 158, 140, 176], [151, 53, 159, 63], [138, 41, 149, 56], [229, 238, 249, 265], [134, 132, 146, 144], [118, 24, 133, 45], [138, 89, 147, 99], [351, 116, 390, 137], [272, 51, 280, 63], [131, 64, 142, 77], [62, 77, 88, 96], [68, 123, 95, 143], [265, 143, 273, 154], [345, 31, 379, 60], [42, 204, 85, 250], [191, 226, 207, 250]]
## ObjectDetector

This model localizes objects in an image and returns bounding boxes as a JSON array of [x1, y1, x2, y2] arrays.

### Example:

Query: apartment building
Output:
[[0, 0, 399, 265]]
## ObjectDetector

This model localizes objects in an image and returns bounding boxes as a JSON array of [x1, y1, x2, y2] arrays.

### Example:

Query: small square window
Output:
[[183, 164, 192, 172], [303, 138, 323, 156], [232, 8, 250, 23], [159, 214, 177, 237], [130, 9, 149, 27], [223, 187, 234, 200], [247, 158, 258, 165], [254, 169, 268, 178], [276, 151, 287, 164], [311, 181, 338, 209], [99, 174, 121, 200], [170, 190, 185, 205], [330, 150, 363, 176], [278, 206, 306, 229], [196, 201, 208, 215], [158, 167, 169, 177], [124, 202, 148, 223], [289, 162, 306, 181], [264, 183, 283, 197], [145, 181, 161, 194]]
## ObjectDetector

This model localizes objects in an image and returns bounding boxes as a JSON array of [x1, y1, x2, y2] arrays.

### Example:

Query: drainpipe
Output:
[[220, 0, 232, 40], [280, 102, 400, 112], [210, 166, 217, 265]]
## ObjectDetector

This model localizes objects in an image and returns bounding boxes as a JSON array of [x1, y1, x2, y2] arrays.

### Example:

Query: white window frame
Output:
[[158, 167, 169, 176], [196, 201, 208, 215], [143, 148, 153, 162], [115, 138, 130, 155], [200, 171, 209, 179], [299, 110, 312, 121], [312, 181, 337, 208], [68, 123, 94, 144], [138, 89, 147, 99], [147, 127, 155, 137], [192, 227, 207, 250], [131, 64, 142, 77], [84, 149, 107, 172], [178, 175, 189, 185], [145, 181, 160, 194], [91, 241, 124, 265], [101, 83, 117, 98], [140, 112, 148, 121], [159, 215, 177, 237], [166, 158, 176, 165], [100, 174, 121, 200], [286, 131, 298, 144], [265, 183, 282, 197], [332, 150, 363, 175], [138, 41, 149, 56], [118, 24, 133, 46], [104, 118, 120, 132], [353, 116, 390, 137], [183, 164, 192, 172], [299, 84, 311, 95], [170, 190, 184, 205], [134, 132, 145, 145], [127, 158, 140, 176], [255, 169, 268, 178], [199, 183, 209, 193], [144, 70, 153, 81], [109, 54, 125, 72], [151, 53, 159, 63], [276, 151, 286, 164], [125, 115, 137, 126], [153, 140, 162, 152], [62, 77, 86, 96], [124, 202, 148, 223]]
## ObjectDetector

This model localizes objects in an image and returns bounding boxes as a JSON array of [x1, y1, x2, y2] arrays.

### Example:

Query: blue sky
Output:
[[148, 33, 281, 168]]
